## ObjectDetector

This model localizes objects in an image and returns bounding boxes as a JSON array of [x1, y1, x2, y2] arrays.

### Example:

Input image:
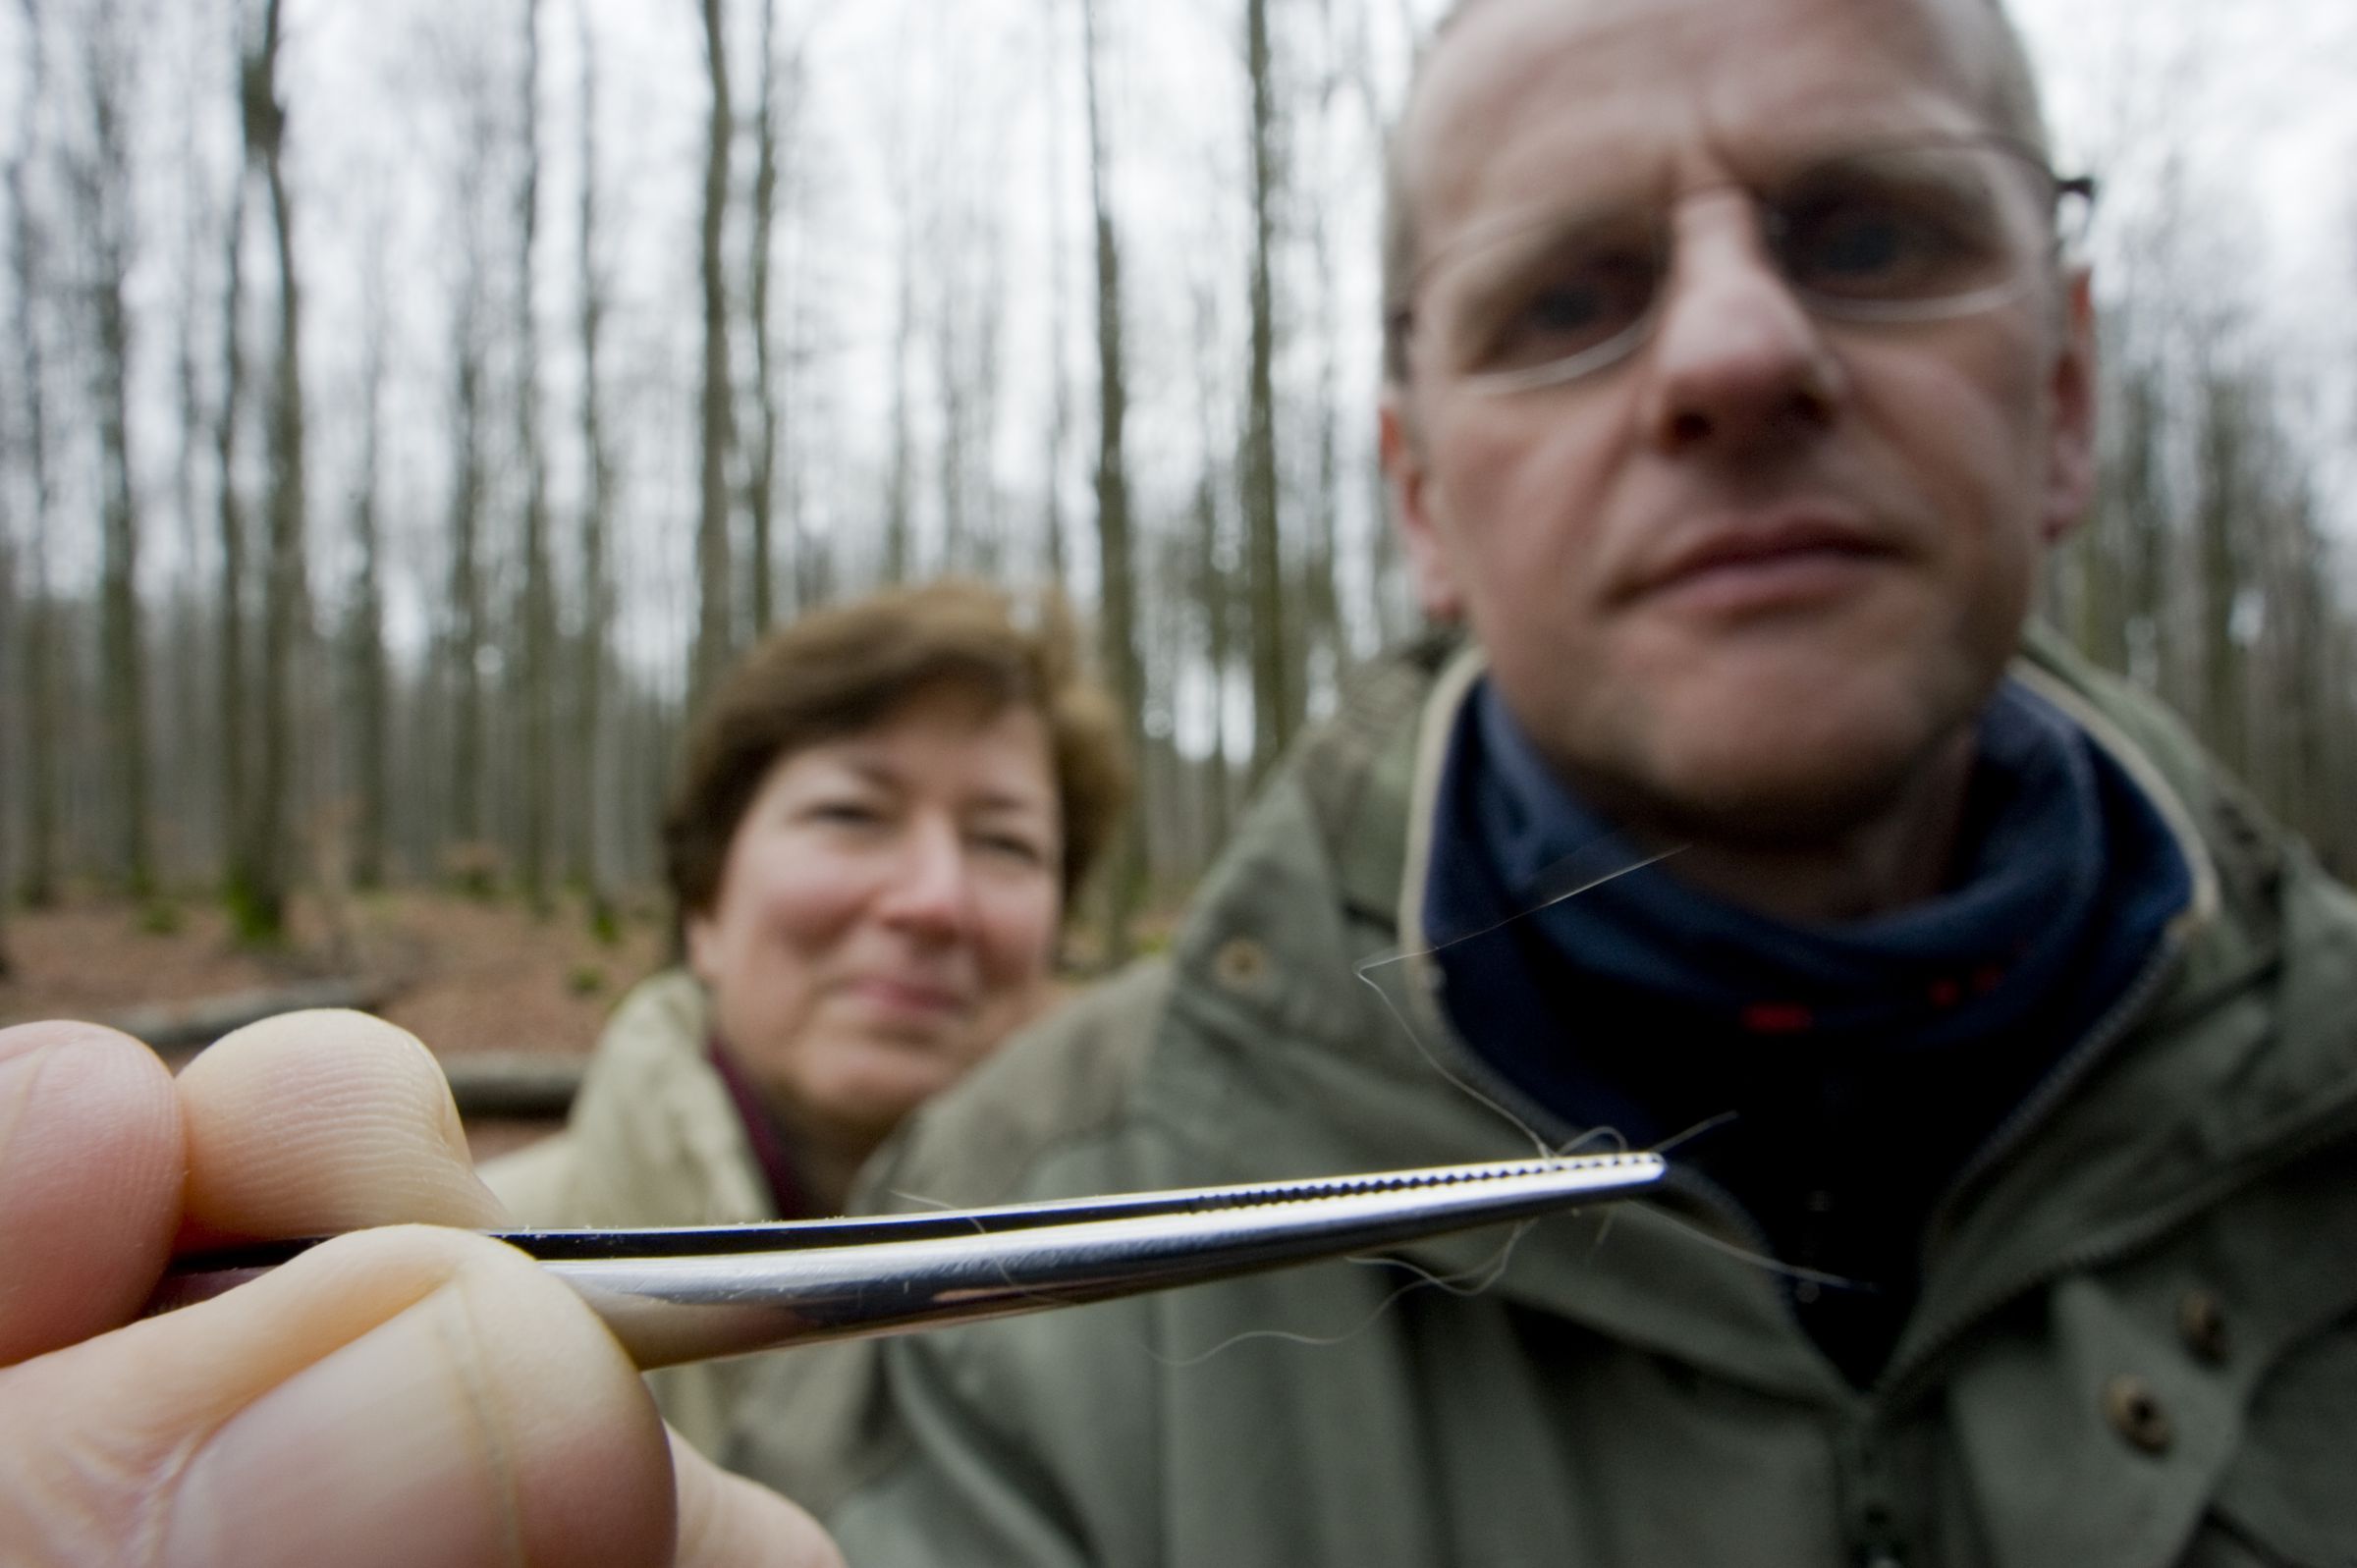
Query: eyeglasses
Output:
[[1395, 137, 2096, 395]]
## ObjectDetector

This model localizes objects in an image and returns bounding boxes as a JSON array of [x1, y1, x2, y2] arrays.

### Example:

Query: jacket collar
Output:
[[1149, 628, 2357, 1403], [562, 969, 778, 1225]]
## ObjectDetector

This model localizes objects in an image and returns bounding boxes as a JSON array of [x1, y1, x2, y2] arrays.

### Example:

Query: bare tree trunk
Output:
[[2256, 475, 2325, 832], [1340, 0, 1409, 648], [773, 105, 823, 616], [573, 0, 614, 931], [2118, 370, 2170, 695], [11, 537, 57, 913], [2191, 363, 2249, 776], [744, 0, 784, 633], [217, 11, 265, 921], [81, 7, 152, 896], [429, 12, 513, 884], [1241, 0, 1291, 783], [969, 214, 1007, 576], [1039, 0, 1071, 589], [2324, 620, 2357, 878], [346, 233, 391, 892], [692, 0, 735, 703], [1190, 284, 1233, 857], [1304, 196, 1343, 706], [447, 265, 489, 851], [7, 6, 60, 909], [1079, 0, 1144, 961], [936, 223, 969, 568], [250, 0, 307, 940], [928, 68, 980, 573], [2076, 351, 2165, 682], [883, 209, 917, 584], [172, 137, 214, 887], [1300, 0, 1345, 704], [0, 521, 14, 973], [515, 0, 556, 915]]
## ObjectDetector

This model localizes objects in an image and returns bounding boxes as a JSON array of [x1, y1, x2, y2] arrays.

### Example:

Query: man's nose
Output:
[[1638, 197, 1842, 454], [874, 816, 978, 936]]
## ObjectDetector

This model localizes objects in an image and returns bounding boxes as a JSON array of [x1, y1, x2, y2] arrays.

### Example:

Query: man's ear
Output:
[[2040, 267, 2100, 544], [1380, 387, 1465, 621]]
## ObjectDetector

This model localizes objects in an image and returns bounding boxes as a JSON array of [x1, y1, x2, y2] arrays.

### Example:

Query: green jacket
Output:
[[730, 633, 2357, 1567], [481, 968, 776, 1457]]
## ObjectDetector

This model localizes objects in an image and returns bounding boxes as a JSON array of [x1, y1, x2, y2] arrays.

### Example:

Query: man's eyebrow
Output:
[[1418, 180, 1660, 285]]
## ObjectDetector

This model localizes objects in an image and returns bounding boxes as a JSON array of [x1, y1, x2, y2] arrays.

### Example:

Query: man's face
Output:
[[1383, 0, 2096, 845]]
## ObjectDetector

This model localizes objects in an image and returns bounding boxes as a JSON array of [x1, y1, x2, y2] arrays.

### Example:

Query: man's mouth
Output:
[[1635, 514, 1895, 613]]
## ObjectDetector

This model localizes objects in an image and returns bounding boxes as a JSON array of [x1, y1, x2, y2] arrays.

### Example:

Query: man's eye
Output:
[[1808, 211, 1910, 274], [1783, 195, 1994, 299], [1483, 254, 1651, 369], [1796, 207, 1933, 279], [1527, 283, 1611, 332], [808, 800, 883, 827]]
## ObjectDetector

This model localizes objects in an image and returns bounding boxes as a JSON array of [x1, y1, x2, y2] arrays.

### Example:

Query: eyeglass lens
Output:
[[1424, 142, 2062, 390]]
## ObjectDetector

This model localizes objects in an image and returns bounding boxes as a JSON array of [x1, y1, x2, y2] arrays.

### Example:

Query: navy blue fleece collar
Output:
[[1427, 676, 2195, 1101], [1456, 676, 2119, 1054], [1421, 673, 2194, 1380]]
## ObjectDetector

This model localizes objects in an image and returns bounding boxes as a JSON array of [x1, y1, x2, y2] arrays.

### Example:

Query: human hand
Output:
[[0, 1012, 842, 1567]]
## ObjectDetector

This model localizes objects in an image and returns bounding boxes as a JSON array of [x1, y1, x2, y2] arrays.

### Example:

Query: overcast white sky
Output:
[[301, 0, 2357, 551]]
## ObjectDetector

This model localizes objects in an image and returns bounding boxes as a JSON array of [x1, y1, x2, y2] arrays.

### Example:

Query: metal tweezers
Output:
[[154, 1152, 1665, 1369]]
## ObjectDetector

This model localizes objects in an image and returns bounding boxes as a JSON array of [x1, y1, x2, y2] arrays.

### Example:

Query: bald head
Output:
[[1380, 0, 2054, 384]]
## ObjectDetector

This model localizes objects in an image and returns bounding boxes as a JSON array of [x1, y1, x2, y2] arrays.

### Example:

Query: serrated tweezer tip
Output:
[[156, 1152, 1666, 1369]]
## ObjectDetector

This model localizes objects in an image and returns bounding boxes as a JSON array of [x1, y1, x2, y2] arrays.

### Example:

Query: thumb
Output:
[[1, 1225, 681, 1567], [0, 1011, 843, 1566]]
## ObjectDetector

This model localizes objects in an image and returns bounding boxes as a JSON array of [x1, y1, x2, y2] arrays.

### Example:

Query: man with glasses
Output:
[[3, 0, 2351, 1561], [732, 0, 2357, 1560]]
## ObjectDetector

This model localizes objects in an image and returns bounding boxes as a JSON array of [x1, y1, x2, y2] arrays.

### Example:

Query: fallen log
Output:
[[112, 980, 393, 1055], [440, 1053, 584, 1119], [109, 985, 582, 1119]]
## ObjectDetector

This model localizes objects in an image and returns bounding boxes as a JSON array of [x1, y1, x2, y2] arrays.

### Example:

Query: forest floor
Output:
[[0, 887, 673, 1159], [0, 884, 1179, 1161]]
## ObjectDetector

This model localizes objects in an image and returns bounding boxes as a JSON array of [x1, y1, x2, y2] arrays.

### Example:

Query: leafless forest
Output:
[[1, 0, 2352, 978]]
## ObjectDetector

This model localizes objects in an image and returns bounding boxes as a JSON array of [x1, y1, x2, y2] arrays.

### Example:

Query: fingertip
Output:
[[0, 1017, 156, 1064], [0, 1021, 183, 1364], [178, 1009, 505, 1237]]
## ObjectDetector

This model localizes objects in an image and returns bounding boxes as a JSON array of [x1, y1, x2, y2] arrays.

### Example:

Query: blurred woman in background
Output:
[[484, 578, 1129, 1452]]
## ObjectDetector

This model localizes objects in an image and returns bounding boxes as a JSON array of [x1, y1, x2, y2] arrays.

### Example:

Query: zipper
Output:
[[1876, 867, 2205, 1404], [1922, 927, 2192, 1262], [1881, 1019, 2357, 1412]]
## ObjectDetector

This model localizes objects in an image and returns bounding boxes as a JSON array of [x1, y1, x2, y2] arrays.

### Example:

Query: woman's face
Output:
[[685, 685, 1064, 1156]]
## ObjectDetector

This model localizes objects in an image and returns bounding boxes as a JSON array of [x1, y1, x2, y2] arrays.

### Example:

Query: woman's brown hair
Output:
[[663, 580, 1131, 920]]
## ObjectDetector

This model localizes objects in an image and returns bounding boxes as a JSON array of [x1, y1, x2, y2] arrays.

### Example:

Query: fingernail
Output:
[[162, 1292, 517, 1567]]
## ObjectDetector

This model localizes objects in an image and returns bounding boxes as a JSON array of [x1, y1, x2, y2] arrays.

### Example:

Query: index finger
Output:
[[173, 1009, 508, 1246]]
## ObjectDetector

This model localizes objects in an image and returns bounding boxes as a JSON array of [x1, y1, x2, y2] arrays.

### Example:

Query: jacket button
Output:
[[2177, 1290, 2229, 1365], [2103, 1375, 2173, 1454], [1213, 937, 1269, 991]]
